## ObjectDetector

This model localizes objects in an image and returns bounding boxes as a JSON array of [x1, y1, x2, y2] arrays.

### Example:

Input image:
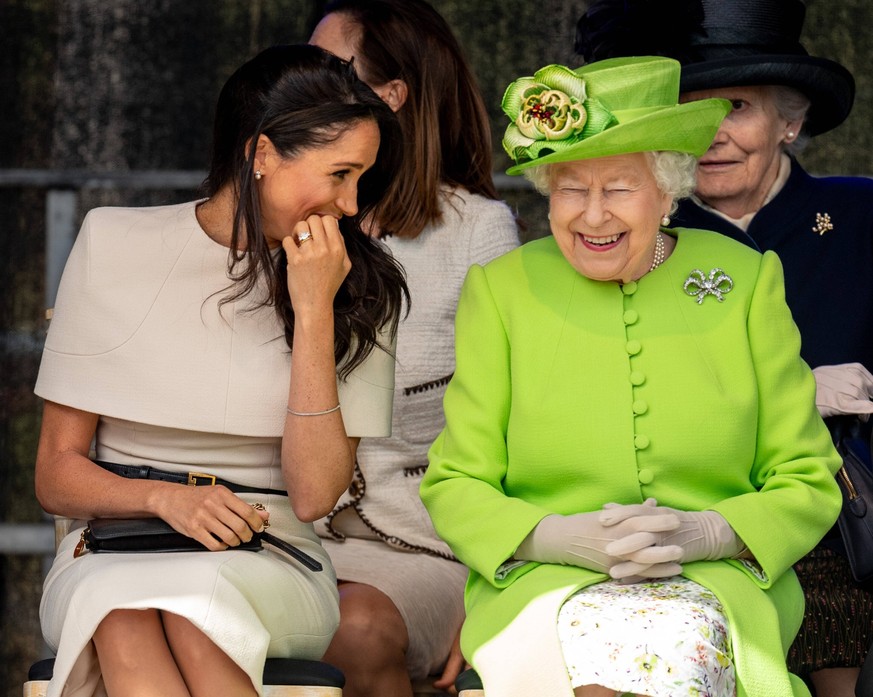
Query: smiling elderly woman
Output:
[[525, 149, 696, 283], [420, 56, 842, 697]]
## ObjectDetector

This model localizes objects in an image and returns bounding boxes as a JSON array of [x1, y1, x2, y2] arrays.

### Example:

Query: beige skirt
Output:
[[41, 496, 339, 697]]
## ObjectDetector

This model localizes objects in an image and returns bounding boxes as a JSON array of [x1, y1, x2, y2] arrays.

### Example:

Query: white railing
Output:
[[0, 524, 54, 555], [0, 168, 529, 308]]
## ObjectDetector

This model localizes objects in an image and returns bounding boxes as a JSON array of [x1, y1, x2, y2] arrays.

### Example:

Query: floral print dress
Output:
[[557, 577, 735, 697]]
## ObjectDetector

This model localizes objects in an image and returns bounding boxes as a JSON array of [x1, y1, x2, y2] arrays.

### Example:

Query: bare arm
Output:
[[35, 401, 267, 549], [281, 214, 359, 521]]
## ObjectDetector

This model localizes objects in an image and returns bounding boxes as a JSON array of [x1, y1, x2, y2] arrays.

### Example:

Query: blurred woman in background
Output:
[[310, 1, 519, 694]]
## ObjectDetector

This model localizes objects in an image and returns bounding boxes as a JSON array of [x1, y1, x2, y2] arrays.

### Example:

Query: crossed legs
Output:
[[93, 609, 256, 697]]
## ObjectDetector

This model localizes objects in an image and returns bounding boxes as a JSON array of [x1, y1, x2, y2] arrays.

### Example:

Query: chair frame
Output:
[[24, 657, 344, 697]]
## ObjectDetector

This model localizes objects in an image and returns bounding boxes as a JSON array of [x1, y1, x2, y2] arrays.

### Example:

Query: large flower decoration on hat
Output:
[[502, 64, 617, 165]]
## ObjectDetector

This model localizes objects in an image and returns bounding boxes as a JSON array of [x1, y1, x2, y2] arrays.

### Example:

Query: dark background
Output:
[[1, 1, 871, 694]]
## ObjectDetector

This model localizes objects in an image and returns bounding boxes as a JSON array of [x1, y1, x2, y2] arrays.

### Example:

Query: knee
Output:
[[93, 609, 162, 661], [94, 608, 157, 643], [330, 585, 408, 664]]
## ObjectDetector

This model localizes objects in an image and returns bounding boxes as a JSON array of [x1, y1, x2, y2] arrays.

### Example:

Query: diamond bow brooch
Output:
[[683, 268, 734, 304]]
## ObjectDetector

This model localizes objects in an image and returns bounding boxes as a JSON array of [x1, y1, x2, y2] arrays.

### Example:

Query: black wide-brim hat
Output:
[[575, 0, 855, 136]]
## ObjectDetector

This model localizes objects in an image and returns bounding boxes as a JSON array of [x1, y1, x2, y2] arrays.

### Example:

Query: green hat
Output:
[[502, 56, 730, 175]]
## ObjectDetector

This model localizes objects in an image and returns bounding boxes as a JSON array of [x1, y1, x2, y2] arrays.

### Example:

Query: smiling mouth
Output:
[[699, 160, 738, 168], [579, 232, 625, 250]]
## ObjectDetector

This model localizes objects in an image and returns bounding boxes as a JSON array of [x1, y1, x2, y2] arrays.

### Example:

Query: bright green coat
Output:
[[421, 228, 841, 697]]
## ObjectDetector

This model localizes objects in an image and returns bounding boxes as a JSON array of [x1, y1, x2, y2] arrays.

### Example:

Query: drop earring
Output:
[[254, 170, 263, 180], [660, 214, 671, 227]]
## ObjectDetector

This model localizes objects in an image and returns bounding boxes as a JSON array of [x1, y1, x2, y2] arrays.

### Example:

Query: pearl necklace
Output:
[[649, 232, 666, 272]]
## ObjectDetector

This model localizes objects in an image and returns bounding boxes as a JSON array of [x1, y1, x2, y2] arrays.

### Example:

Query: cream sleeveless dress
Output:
[[34, 201, 396, 697]]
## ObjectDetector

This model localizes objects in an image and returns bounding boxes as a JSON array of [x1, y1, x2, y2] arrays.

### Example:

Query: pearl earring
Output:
[[660, 214, 671, 227], [786, 131, 796, 141], [254, 170, 263, 180]]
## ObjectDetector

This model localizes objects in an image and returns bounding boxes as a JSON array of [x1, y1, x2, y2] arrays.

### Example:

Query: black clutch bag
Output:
[[76, 517, 262, 554], [74, 517, 322, 571]]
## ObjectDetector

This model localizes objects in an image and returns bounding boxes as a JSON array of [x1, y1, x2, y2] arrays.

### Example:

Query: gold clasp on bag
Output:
[[74, 528, 88, 558], [838, 466, 859, 500], [187, 472, 216, 486]]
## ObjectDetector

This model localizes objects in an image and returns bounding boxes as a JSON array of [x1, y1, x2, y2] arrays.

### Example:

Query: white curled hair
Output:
[[523, 150, 698, 215], [771, 85, 811, 155]]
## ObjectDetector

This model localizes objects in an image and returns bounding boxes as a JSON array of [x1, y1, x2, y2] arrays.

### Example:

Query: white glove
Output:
[[515, 499, 682, 578], [813, 363, 873, 419], [600, 502, 744, 579]]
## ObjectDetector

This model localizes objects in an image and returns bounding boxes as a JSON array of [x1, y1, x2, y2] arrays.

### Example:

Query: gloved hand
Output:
[[600, 502, 744, 578], [813, 363, 873, 419], [514, 499, 683, 578]]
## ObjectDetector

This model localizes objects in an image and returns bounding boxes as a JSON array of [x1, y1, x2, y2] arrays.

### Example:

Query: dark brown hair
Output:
[[323, 0, 498, 238], [202, 44, 408, 377]]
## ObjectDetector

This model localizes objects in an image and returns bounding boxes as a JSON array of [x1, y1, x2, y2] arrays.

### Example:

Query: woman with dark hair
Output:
[[34, 44, 407, 697], [575, 2, 873, 694], [309, 1, 519, 694]]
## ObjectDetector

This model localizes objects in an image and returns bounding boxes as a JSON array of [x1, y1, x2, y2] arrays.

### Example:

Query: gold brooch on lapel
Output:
[[812, 212, 833, 235], [683, 268, 734, 304]]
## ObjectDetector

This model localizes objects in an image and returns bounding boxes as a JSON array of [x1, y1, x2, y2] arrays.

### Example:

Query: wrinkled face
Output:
[[256, 120, 380, 247], [680, 85, 797, 218], [548, 153, 671, 283]]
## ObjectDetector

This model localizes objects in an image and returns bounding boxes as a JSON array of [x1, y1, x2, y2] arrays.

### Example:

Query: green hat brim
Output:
[[506, 97, 731, 175]]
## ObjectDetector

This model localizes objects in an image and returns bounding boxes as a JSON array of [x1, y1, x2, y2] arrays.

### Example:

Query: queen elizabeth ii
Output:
[[420, 56, 841, 697]]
